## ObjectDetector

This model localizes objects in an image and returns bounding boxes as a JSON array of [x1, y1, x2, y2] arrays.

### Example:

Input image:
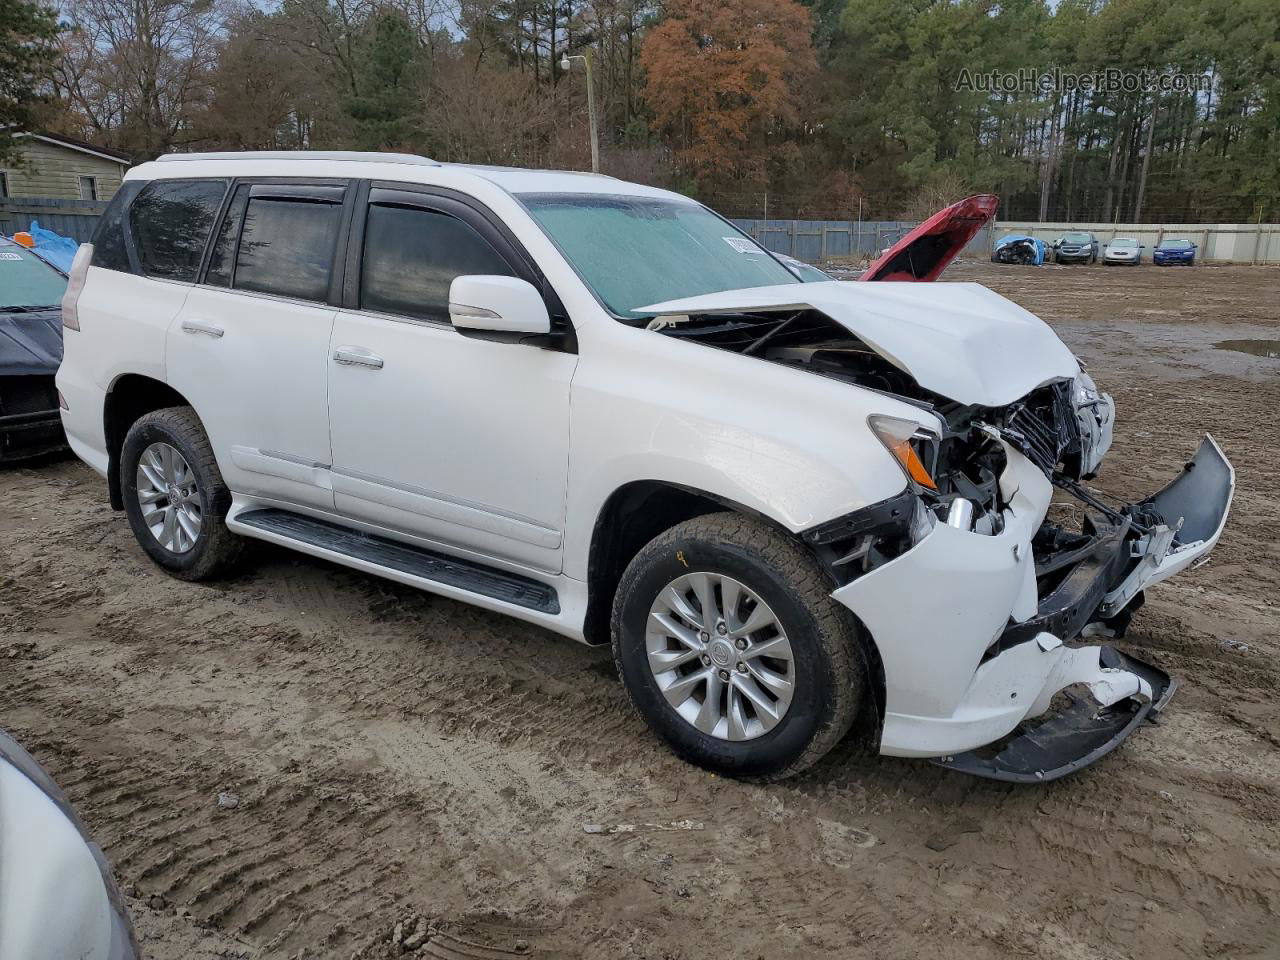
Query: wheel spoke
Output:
[[139, 462, 166, 491], [726, 687, 751, 741], [737, 601, 777, 637], [747, 661, 793, 699], [661, 585, 704, 630], [649, 610, 702, 650], [732, 673, 782, 728], [744, 635, 792, 663], [141, 504, 165, 526], [160, 506, 177, 550], [647, 646, 703, 673], [691, 573, 719, 628], [720, 578, 744, 631], [693, 672, 725, 734], [660, 667, 709, 706]]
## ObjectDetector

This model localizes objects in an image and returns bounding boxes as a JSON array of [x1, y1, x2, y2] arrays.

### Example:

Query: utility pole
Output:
[[560, 50, 600, 173]]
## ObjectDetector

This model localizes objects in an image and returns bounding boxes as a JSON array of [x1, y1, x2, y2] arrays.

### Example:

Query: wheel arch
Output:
[[103, 374, 193, 510]]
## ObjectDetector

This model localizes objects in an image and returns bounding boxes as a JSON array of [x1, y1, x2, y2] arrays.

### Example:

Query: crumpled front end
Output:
[[818, 416, 1232, 782]]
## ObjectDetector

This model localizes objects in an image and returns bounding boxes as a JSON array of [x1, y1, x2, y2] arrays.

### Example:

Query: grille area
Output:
[[1004, 381, 1077, 476]]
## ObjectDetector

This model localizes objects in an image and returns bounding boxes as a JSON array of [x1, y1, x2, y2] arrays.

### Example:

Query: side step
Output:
[[234, 509, 560, 614], [931, 648, 1176, 783]]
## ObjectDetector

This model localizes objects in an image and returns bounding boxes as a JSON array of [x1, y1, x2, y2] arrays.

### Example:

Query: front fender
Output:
[[563, 321, 933, 580]]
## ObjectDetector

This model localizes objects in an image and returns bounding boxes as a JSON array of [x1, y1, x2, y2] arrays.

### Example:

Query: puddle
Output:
[[1214, 339, 1280, 359]]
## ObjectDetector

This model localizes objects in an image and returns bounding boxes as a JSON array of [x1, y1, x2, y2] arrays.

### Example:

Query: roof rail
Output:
[[155, 151, 440, 166]]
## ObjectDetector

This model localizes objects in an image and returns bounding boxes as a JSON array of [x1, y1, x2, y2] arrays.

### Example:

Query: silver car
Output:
[[1103, 237, 1144, 265]]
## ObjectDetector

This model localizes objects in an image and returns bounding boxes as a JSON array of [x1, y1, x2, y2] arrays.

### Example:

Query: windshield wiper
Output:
[[0, 304, 61, 314]]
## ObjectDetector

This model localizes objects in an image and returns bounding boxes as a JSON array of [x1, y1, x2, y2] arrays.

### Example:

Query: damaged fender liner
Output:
[[931, 647, 1176, 783]]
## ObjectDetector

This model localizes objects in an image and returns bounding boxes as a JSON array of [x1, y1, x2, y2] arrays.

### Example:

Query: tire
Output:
[[120, 406, 245, 581], [611, 513, 869, 780]]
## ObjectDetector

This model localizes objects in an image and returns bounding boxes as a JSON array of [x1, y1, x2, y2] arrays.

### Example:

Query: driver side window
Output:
[[359, 203, 515, 325]]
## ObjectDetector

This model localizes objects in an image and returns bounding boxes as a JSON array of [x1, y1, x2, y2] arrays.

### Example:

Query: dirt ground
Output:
[[2, 262, 1278, 960]]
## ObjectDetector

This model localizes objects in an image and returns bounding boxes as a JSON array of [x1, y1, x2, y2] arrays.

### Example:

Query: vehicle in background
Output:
[[774, 252, 833, 282], [1103, 237, 1144, 265], [1052, 232, 1099, 264], [1153, 238, 1198, 266], [0, 235, 69, 462], [991, 234, 1047, 265], [58, 157, 1233, 782], [0, 729, 138, 959]]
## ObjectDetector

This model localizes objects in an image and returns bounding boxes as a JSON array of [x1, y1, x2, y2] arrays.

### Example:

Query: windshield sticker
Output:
[[0, 252, 22, 261], [722, 236, 762, 254]]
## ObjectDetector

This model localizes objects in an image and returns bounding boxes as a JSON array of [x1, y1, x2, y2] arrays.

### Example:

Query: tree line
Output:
[[3, 0, 1277, 223]]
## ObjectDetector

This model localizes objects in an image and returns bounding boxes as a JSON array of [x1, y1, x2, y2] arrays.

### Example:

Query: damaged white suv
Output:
[[58, 155, 1234, 781]]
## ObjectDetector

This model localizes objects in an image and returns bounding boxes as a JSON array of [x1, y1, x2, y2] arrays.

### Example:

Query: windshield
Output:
[[1112, 238, 1138, 247], [0, 243, 67, 309], [1062, 232, 1091, 243], [1162, 239, 1192, 249], [518, 193, 798, 320]]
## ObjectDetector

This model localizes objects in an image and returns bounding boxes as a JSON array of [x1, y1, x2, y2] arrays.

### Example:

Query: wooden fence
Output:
[[0, 196, 109, 244]]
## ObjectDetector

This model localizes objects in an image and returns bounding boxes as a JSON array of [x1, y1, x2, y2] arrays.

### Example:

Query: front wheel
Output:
[[612, 513, 870, 780]]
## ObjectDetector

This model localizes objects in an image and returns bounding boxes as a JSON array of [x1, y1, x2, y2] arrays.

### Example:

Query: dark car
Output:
[[1153, 238, 1198, 266], [0, 236, 68, 462], [1052, 231, 1099, 264]]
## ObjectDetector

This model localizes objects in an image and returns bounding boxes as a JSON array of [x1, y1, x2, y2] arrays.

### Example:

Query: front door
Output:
[[167, 181, 348, 511], [326, 189, 575, 573]]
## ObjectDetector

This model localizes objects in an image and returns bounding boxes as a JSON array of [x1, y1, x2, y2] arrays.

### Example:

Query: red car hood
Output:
[[860, 194, 998, 282]]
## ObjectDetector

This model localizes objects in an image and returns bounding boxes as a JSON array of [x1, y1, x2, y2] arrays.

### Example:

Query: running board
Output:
[[233, 509, 560, 614]]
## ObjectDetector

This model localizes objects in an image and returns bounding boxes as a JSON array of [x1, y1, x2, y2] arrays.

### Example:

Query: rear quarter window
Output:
[[89, 181, 143, 273]]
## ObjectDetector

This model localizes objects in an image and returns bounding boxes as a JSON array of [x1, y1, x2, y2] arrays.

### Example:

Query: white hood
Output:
[[639, 281, 1080, 407]]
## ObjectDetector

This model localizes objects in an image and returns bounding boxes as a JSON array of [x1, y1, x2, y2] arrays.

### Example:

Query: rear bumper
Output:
[[832, 435, 1233, 777]]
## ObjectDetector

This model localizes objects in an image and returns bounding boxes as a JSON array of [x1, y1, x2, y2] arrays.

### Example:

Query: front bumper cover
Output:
[[830, 434, 1233, 780]]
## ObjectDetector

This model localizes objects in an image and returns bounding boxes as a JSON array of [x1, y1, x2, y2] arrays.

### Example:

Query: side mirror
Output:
[[449, 275, 551, 337]]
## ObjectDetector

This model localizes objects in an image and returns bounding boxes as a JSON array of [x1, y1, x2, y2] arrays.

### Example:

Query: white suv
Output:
[[57, 154, 1234, 781]]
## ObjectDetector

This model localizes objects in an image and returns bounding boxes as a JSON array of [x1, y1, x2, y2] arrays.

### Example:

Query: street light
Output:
[[560, 50, 600, 174]]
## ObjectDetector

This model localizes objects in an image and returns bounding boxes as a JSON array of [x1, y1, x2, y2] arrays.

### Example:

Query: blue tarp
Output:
[[25, 220, 79, 274]]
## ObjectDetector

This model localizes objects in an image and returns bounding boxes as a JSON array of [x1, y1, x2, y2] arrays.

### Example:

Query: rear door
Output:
[[326, 185, 576, 573], [166, 180, 350, 511]]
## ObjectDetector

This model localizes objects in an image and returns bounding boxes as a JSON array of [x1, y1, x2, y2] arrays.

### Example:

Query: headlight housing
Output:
[[868, 415, 939, 491], [1074, 369, 1100, 406]]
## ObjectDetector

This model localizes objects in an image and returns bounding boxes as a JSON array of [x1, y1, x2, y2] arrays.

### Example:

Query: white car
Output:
[[1104, 236, 1144, 265], [57, 156, 1234, 781]]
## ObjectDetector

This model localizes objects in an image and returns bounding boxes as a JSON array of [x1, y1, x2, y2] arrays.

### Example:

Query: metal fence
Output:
[[731, 216, 1280, 265], [0, 197, 108, 243], [730, 218, 998, 262]]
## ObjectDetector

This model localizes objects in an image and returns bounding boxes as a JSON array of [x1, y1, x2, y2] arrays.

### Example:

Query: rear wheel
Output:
[[120, 407, 245, 580], [612, 513, 869, 780]]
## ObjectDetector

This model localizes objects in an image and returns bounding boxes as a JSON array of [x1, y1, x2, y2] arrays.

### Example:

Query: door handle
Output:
[[332, 346, 385, 369], [181, 319, 224, 338]]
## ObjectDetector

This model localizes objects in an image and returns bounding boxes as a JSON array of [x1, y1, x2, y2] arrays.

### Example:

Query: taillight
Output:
[[62, 243, 93, 331]]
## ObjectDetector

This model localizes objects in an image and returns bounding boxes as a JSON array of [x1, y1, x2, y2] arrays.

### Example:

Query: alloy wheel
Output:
[[645, 572, 796, 741], [135, 441, 202, 554]]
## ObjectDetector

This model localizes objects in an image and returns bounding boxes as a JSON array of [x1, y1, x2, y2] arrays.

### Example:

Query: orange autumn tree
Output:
[[641, 0, 818, 187]]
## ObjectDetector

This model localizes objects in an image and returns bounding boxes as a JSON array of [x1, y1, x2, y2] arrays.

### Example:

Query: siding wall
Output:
[[1, 139, 126, 201]]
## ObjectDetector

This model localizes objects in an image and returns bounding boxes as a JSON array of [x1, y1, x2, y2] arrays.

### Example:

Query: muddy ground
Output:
[[2, 262, 1278, 960]]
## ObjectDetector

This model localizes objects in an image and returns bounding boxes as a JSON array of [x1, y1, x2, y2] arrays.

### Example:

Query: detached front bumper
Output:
[[832, 435, 1233, 781]]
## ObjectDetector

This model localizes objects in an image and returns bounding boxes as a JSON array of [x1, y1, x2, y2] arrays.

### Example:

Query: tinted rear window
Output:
[[360, 203, 514, 323], [234, 197, 341, 302], [129, 179, 227, 281]]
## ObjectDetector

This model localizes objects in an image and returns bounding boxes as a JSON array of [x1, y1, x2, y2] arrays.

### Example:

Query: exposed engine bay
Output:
[[651, 307, 1148, 607]]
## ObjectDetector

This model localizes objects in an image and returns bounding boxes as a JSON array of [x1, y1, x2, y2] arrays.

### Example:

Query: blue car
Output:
[[991, 234, 1047, 265], [1153, 238, 1197, 265]]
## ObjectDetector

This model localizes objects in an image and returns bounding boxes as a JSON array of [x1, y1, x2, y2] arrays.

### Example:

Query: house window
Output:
[[0, 171, 9, 198], [79, 176, 98, 201]]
